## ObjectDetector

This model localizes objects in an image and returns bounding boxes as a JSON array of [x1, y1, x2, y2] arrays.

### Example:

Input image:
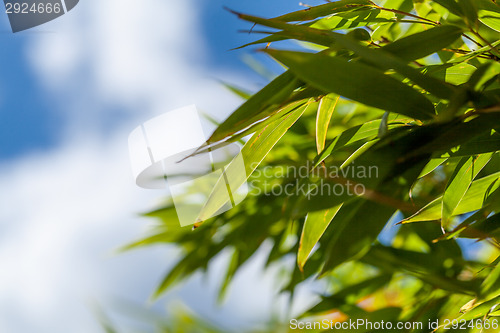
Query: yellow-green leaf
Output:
[[316, 94, 338, 154], [298, 205, 342, 270]]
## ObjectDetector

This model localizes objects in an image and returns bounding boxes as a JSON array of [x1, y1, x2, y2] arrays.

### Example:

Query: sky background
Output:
[[0, 1, 325, 332]]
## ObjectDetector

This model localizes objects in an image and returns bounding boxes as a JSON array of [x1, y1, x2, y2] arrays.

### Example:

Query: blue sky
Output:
[[0, 1, 323, 332], [0, 0, 315, 160], [0, 33, 60, 158], [3, 2, 495, 332]]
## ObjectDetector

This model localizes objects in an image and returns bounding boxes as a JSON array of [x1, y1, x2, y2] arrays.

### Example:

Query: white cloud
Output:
[[0, 0, 287, 332]]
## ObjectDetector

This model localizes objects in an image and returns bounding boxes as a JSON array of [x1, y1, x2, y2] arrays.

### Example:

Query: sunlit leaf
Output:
[[316, 94, 338, 154], [442, 153, 492, 227], [265, 49, 436, 120]]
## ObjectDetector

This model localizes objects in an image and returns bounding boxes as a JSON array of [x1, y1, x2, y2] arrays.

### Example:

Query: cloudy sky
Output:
[[0, 0, 325, 332]]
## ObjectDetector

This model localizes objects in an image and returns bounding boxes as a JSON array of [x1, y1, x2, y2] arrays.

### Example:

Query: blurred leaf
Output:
[[457, 0, 478, 25], [220, 81, 253, 100], [305, 274, 393, 315], [433, 0, 463, 17], [364, 245, 478, 294]]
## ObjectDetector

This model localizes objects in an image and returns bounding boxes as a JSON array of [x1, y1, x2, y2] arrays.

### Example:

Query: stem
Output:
[[471, 30, 500, 58], [395, 19, 437, 26], [462, 33, 484, 49], [442, 48, 494, 60], [369, 2, 439, 26]]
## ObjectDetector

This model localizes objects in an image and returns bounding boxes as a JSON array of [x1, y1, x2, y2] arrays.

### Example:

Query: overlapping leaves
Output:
[[131, 0, 500, 331]]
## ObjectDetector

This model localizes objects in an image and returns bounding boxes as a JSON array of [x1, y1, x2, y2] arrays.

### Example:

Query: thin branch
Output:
[[369, 1, 440, 26], [471, 30, 500, 58]]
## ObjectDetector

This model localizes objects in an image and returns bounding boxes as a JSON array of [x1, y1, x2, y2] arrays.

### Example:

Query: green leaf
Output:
[[457, 0, 478, 25], [419, 158, 448, 178], [442, 154, 492, 226], [323, 30, 458, 100], [265, 49, 436, 120], [447, 40, 500, 64], [321, 200, 397, 272], [207, 71, 301, 144], [468, 63, 500, 91], [424, 63, 477, 85], [364, 245, 478, 294], [314, 115, 409, 167], [236, 8, 394, 49], [403, 171, 500, 223], [194, 100, 309, 156], [316, 94, 338, 154], [299, 115, 500, 217], [433, 0, 463, 17], [220, 81, 253, 100], [403, 112, 500, 159], [305, 274, 393, 315], [315, 127, 435, 271], [459, 294, 500, 321], [480, 264, 500, 299], [380, 25, 464, 62], [272, 0, 372, 22], [236, 13, 458, 100], [294, 123, 452, 217], [478, 6, 500, 32], [218, 248, 242, 302], [312, 8, 396, 30], [446, 131, 500, 157], [297, 204, 342, 270], [197, 102, 309, 221], [340, 140, 379, 169]]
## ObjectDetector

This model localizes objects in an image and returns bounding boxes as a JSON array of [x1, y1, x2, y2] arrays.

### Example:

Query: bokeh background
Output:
[[0, 1, 327, 332]]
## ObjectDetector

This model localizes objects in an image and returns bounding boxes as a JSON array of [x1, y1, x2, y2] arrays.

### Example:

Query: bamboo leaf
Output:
[[380, 25, 464, 62], [419, 158, 448, 178], [316, 94, 338, 154], [403, 171, 500, 223], [314, 115, 409, 167], [207, 71, 301, 144], [433, 0, 463, 17], [442, 153, 492, 226], [298, 204, 342, 270], [265, 49, 436, 120], [197, 103, 309, 221], [272, 0, 372, 22]]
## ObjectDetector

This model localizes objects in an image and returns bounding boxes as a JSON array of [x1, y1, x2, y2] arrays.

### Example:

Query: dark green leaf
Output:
[[265, 49, 436, 120]]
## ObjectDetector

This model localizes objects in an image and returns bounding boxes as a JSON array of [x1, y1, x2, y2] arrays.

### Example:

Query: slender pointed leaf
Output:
[[442, 153, 492, 226], [316, 94, 338, 154], [298, 204, 342, 270], [265, 49, 436, 120]]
